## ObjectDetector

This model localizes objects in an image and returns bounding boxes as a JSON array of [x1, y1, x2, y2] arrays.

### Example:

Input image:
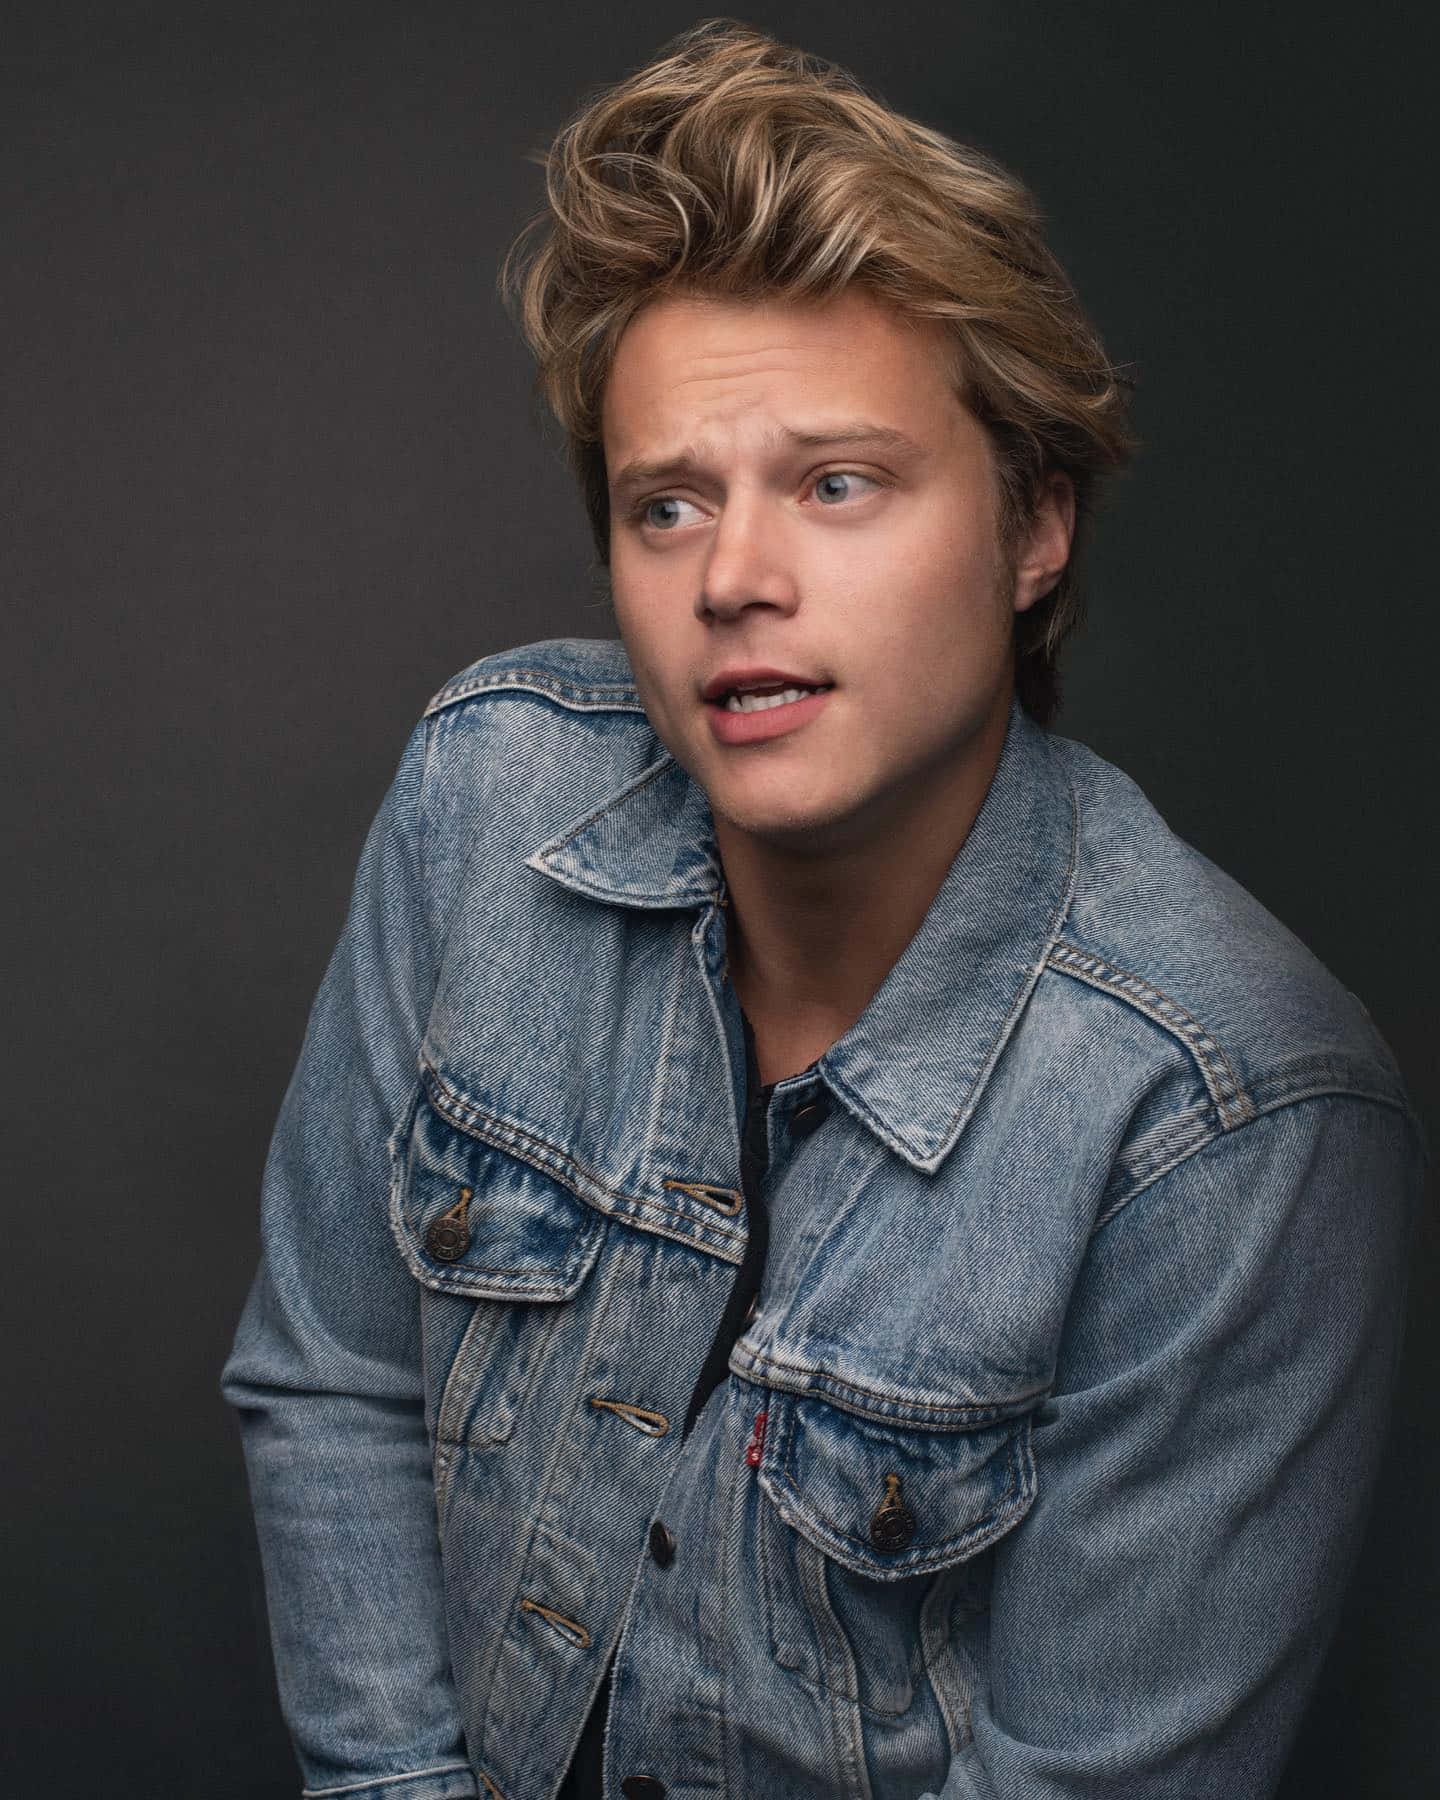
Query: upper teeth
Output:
[[723, 685, 822, 713]]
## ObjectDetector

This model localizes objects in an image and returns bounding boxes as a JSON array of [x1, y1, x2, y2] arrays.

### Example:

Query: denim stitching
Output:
[[766, 1396, 1034, 1571], [425, 667, 646, 716], [473, 1263, 638, 1759], [920, 1567, 977, 1754], [821, 776, 1081, 1171], [1045, 942, 1256, 1127], [300, 1766, 474, 1798], [434, 1302, 509, 1475], [1093, 1088, 1416, 1229], [418, 1064, 747, 1255], [662, 1177, 744, 1216], [532, 755, 673, 853], [757, 1440, 811, 1682], [416, 713, 440, 994], [526, 753, 724, 905], [1100, 1108, 1221, 1220], [795, 1519, 859, 1704], [730, 1342, 1046, 1426]]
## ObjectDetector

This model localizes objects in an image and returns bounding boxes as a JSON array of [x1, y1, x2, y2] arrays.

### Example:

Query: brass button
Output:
[[789, 1093, 830, 1138], [425, 1215, 469, 1261], [620, 1778, 667, 1799], [648, 1519, 676, 1568], [426, 1189, 471, 1262], [869, 1472, 916, 1553]]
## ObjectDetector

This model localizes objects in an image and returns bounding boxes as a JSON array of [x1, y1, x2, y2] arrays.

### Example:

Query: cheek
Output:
[[917, 508, 1012, 634], [609, 578, 658, 663], [610, 595, 684, 728], [873, 573, 1013, 718], [612, 543, 681, 625], [862, 497, 1003, 610]]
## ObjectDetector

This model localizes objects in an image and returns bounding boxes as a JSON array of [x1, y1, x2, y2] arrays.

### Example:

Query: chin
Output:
[[713, 785, 873, 855]]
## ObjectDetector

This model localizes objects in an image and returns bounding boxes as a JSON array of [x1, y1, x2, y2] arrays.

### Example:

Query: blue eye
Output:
[[814, 471, 874, 504], [640, 495, 706, 530]]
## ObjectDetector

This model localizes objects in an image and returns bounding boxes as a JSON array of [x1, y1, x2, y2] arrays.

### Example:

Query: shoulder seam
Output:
[[1046, 940, 1257, 1130], [425, 667, 646, 718], [1092, 1086, 1416, 1231]]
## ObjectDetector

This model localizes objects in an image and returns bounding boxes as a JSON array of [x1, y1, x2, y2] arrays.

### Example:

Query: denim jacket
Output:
[[221, 637, 1425, 1800]]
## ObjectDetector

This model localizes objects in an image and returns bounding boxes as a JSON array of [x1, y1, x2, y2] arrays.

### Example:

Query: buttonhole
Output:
[[663, 1178, 743, 1217], [519, 1596, 591, 1649], [589, 1396, 671, 1437]]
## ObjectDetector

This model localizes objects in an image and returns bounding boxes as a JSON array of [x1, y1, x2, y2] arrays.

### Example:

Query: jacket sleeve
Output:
[[221, 717, 479, 1800], [927, 1090, 1425, 1800]]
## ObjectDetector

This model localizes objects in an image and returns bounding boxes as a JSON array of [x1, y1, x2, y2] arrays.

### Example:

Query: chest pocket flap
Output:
[[758, 1388, 1037, 1580], [388, 1084, 605, 1300]]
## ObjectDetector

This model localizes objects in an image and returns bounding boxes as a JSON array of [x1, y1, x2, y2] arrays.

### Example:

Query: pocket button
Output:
[[648, 1520, 676, 1568], [425, 1216, 470, 1261], [869, 1472, 917, 1552], [425, 1188, 473, 1262]]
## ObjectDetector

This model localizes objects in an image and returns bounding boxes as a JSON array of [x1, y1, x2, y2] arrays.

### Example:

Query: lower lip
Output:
[[705, 687, 833, 746]]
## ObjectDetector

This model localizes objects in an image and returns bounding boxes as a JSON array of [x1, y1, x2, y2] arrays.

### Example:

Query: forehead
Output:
[[601, 287, 961, 450]]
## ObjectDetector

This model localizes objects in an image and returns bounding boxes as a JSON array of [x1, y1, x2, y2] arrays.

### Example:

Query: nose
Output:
[[697, 493, 799, 622]]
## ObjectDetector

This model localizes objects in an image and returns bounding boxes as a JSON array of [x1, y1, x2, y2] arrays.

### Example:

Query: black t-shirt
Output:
[[557, 1013, 774, 1798]]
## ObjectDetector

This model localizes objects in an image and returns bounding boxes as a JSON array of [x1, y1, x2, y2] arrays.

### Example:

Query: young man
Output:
[[222, 23, 1424, 1800]]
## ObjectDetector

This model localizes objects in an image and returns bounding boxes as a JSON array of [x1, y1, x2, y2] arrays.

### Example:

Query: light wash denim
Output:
[[222, 637, 1425, 1800]]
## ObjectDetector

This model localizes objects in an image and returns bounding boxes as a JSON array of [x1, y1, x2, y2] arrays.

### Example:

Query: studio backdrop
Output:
[[3, 4, 1434, 1795]]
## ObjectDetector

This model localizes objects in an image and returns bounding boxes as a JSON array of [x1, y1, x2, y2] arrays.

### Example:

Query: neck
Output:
[[716, 703, 1010, 1084]]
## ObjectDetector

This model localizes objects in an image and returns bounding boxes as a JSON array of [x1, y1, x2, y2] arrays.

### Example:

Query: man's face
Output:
[[602, 286, 1068, 859]]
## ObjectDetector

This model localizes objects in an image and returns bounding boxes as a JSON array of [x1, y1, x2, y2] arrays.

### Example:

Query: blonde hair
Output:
[[500, 18, 1136, 723]]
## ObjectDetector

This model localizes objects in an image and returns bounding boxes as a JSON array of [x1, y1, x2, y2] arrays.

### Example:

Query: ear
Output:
[[1012, 471, 1076, 615]]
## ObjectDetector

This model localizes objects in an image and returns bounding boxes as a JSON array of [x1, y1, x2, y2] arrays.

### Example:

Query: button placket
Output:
[[788, 1090, 831, 1138], [620, 1778, 667, 1800]]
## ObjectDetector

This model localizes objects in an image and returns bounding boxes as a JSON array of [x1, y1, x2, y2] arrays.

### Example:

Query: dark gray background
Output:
[[4, 3, 1434, 1794]]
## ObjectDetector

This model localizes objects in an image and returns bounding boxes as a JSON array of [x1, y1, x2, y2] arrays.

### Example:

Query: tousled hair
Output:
[[500, 18, 1136, 723]]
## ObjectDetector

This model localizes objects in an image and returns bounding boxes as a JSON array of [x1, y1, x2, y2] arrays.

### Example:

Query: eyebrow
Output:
[[608, 421, 927, 505]]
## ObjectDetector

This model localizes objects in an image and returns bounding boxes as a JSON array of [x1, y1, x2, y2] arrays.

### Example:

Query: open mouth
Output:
[[718, 682, 833, 714]]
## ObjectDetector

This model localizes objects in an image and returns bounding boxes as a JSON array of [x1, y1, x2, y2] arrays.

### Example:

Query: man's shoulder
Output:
[[401, 637, 662, 898], [423, 636, 645, 720], [1044, 730, 1412, 1124], [415, 635, 659, 812]]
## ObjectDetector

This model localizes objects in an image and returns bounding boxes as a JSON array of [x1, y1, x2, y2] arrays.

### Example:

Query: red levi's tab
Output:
[[745, 1411, 768, 1468]]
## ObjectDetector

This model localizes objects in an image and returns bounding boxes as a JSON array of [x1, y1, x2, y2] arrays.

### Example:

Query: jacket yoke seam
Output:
[[424, 667, 647, 717], [1092, 1086, 1412, 1230], [1046, 940, 1257, 1130]]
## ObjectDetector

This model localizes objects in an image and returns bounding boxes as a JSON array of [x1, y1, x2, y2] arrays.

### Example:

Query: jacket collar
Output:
[[527, 699, 1078, 1173]]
